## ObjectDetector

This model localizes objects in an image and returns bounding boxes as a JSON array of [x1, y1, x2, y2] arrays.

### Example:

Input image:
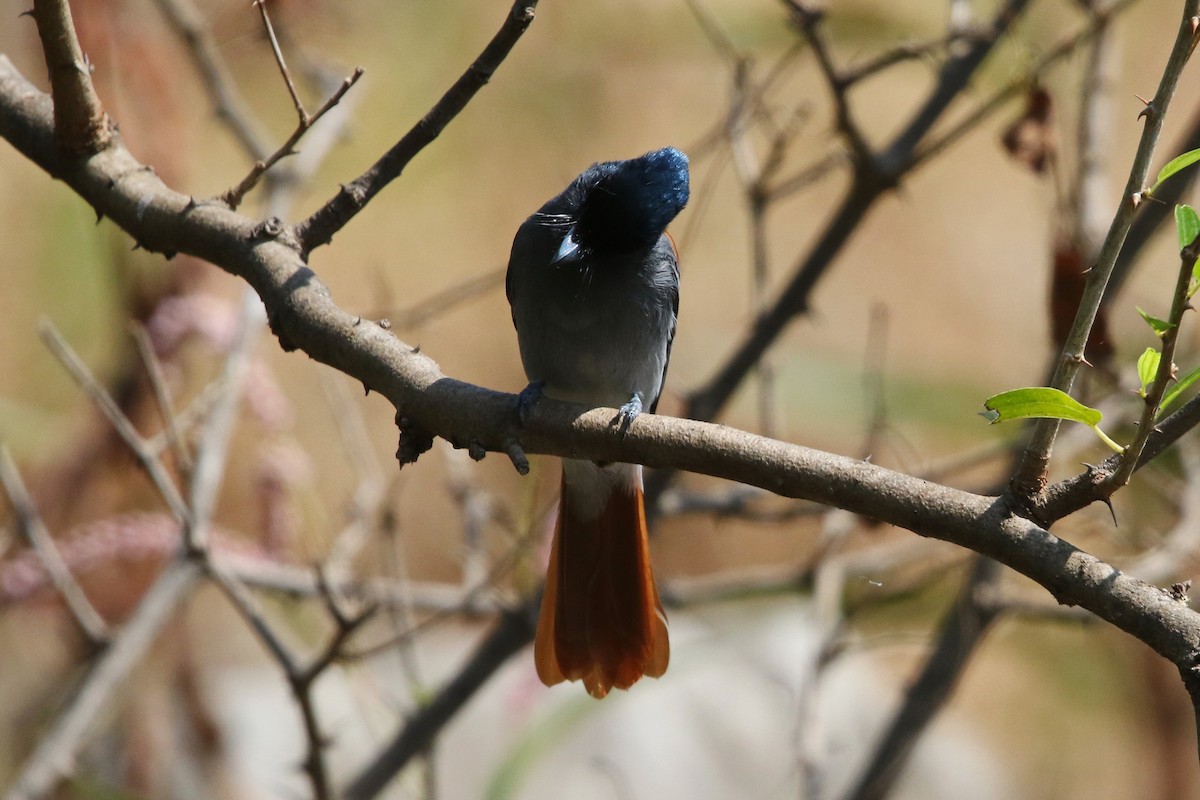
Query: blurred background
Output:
[[3, 0, 1200, 797]]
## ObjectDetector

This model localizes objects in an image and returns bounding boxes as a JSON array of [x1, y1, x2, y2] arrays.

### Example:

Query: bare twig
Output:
[[39, 320, 189, 521], [342, 599, 538, 800], [384, 267, 507, 330], [681, 0, 1033, 428], [151, 0, 271, 160], [909, 0, 1140, 172], [210, 561, 376, 800], [0, 446, 109, 645], [844, 558, 1002, 800], [785, 1, 873, 163], [320, 372, 387, 579], [131, 322, 193, 476], [294, 0, 540, 255], [839, 33, 971, 86], [3, 560, 204, 800], [255, 0, 306, 121], [183, 290, 261, 553], [228, 556, 496, 613], [219, 67, 364, 210]]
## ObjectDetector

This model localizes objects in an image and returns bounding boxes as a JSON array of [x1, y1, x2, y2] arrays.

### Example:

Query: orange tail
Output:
[[534, 469, 669, 698]]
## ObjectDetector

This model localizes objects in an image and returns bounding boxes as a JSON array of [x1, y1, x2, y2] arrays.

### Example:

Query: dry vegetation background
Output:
[[3, 0, 1200, 798]]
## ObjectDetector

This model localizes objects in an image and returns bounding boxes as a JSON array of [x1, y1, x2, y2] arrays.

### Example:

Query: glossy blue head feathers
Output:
[[554, 147, 690, 262]]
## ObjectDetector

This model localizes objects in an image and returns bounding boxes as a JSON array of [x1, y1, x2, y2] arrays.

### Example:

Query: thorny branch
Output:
[[1013, 0, 1200, 494]]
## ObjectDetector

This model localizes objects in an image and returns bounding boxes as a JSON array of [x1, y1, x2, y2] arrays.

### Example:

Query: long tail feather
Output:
[[534, 469, 668, 698]]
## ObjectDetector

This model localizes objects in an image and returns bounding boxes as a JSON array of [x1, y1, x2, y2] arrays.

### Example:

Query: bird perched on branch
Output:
[[506, 147, 689, 698]]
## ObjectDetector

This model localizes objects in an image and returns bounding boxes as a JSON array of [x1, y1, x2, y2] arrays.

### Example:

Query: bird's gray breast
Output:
[[509, 230, 677, 409]]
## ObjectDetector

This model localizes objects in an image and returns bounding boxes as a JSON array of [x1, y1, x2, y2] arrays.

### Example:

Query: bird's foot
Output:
[[613, 393, 643, 433], [516, 381, 545, 426]]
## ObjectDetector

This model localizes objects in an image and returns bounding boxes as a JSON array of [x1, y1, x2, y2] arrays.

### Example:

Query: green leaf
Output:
[[1137, 306, 1175, 337], [1153, 148, 1200, 194], [1176, 204, 1200, 249], [982, 387, 1123, 452], [1177, 205, 1200, 298], [1137, 347, 1161, 397], [982, 387, 1102, 426], [1160, 365, 1200, 418]]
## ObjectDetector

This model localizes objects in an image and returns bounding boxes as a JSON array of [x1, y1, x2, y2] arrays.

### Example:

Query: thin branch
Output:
[[682, 0, 1033, 427], [844, 558, 1002, 800], [1110, 235, 1200, 486], [228, 556, 501, 613], [0, 446, 109, 646], [2, 560, 204, 800], [131, 322, 193, 476], [683, 0, 744, 65], [320, 372, 387, 579], [784, 1, 874, 163], [255, 0, 306, 122], [1013, 0, 1200, 493], [342, 599, 538, 800], [294, 0, 539, 255], [909, 0, 1139, 172], [38, 319, 189, 521], [30, 0, 109, 154], [210, 561, 375, 800], [839, 32, 971, 86], [151, 0, 271, 160], [1110, 104, 1200, 299], [183, 290, 261, 553], [219, 67, 364, 210], [383, 266, 506, 330]]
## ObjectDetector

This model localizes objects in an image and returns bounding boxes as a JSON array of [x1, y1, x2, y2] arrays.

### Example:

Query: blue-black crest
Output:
[[556, 147, 690, 261]]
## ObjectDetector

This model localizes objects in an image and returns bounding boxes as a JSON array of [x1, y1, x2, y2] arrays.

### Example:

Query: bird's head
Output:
[[554, 147, 690, 264]]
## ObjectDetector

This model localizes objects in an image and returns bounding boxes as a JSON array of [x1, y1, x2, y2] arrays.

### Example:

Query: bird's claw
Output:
[[516, 381, 544, 426], [614, 393, 643, 433]]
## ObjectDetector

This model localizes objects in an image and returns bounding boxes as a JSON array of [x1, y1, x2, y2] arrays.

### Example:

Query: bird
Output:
[[506, 147, 689, 698]]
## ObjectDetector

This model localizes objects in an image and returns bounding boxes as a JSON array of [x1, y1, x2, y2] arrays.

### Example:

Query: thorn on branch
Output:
[[395, 412, 434, 465], [1135, 94, 1157, 122], [504, 440, 529, 475], [1170, 580, 1192, 603], [1100, 496, 1117, 526], [253, 216, 285, 239]]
